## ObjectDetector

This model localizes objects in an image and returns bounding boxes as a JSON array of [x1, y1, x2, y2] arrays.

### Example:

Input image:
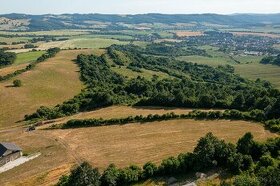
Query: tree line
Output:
[[57, 133, 280, 186], [57, 109, 279, 132]]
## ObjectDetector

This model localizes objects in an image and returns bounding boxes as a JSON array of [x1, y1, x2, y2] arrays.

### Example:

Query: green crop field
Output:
[[71, 38, 128, 48], [14, 50, 45, 65]]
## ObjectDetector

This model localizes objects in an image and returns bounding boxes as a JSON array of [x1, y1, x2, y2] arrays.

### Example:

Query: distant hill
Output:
[[1, 13, 280, 31]]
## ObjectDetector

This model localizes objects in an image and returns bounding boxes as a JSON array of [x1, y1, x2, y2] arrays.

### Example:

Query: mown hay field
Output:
[[0, 63, 28, 77], [43, 106, 221, 126], [37, 38, 128, 50], [0, 119, 277, 185]]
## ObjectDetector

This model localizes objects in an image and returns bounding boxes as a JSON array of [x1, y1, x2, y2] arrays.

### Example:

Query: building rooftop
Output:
[[0, 142, 22, 157]]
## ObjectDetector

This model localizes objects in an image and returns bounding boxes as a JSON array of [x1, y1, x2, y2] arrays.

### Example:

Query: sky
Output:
[[1, 0, 280, 15]]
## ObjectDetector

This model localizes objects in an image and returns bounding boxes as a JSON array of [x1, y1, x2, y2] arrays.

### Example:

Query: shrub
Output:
[[13, 79, 22, 87], [233, 174, 260, 186]]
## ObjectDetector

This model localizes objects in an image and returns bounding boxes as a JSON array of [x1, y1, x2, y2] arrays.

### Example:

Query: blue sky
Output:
[[1, 0, 280, 14]]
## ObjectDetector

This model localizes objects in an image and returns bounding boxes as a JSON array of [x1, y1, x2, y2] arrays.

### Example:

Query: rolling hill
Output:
[[1, 13, 280, 31]]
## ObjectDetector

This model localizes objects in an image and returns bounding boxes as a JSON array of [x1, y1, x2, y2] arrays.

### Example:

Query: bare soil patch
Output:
[[176, 31, 204, 37]]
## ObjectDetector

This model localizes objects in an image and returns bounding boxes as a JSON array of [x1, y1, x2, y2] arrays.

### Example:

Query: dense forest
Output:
[[26, 44, 280, 125], [0, 49, 16, 67], [57, 133, 280, 186]]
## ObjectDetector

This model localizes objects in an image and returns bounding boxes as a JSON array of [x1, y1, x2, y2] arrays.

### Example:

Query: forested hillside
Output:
[[1, 13, 280, 30], [26, 44, 280, 129]]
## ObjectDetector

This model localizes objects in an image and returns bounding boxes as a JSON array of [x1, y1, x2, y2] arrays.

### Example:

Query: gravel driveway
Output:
[[0, 153, 41, 174]]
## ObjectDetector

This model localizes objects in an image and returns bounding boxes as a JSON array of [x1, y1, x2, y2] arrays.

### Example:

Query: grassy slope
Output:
[[0, 49, 98, 128], [178, 46, 280, 89], [178, 46, 236, 66], [112, 66, 171, 80], [234, 63, 280, 89]]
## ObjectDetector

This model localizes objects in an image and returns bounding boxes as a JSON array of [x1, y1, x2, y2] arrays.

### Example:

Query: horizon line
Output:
[[1, 12, 280, 16]]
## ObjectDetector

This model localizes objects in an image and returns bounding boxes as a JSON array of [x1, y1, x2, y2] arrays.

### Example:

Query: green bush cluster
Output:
[[0, 49, 16, 67], [260, 54, 280, 66], [13, 79, 22, 87]]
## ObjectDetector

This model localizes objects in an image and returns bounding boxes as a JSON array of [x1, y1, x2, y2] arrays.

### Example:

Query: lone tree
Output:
[[57, 162, 101, 186], [13, 79, 22, 87]]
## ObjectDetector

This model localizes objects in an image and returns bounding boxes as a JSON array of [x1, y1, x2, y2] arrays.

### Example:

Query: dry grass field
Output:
[[0, 30, 90, 36], [37, 38, 128, 50], [0, 63, 29, 76], [175, 31, 204, 37], [0, 49, 102, 128], [0, 119, 277, 185], [51, 119, 276, 168], [43, 106, 221, 125], [42, 106, 220, 126]]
